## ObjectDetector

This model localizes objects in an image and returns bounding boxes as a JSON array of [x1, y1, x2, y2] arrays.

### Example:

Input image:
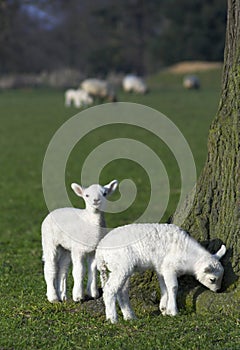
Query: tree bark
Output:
[[172, 1, 240, 312]]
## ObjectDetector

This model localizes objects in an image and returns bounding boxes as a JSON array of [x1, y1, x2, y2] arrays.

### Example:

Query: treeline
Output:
[[0, 0, 227, 75]]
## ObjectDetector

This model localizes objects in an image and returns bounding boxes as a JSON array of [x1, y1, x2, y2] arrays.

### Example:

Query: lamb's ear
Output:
[[104, 180, 118, 196], [213, 245, 226, 260], [71, 183, 84, 197]]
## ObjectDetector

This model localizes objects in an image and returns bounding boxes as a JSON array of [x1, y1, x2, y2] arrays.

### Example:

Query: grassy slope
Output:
[[0, 70, 239, 349]]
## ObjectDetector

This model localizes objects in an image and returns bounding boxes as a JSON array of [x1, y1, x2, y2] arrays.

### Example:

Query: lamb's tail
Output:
[[96, 251, 109, 289], [100, 261, 110, 288]]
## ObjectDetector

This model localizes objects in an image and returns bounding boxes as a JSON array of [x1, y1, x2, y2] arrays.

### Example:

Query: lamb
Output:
[[65, 88, 93, 108], [96, 223, 226, 323], [41, 179, 118, 303], [81, 78, 117, 102], [122, 75, 148, 94]]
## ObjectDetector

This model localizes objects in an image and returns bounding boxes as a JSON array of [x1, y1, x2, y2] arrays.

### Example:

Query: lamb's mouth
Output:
[[92, 204, 102, 211]]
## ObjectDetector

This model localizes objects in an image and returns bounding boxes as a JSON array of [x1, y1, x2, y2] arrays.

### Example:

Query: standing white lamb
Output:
[[65, 88, 93, 108], [81, 78, 117, 102], [122, 75, 148, 94], [41, 180, 118, 303], [96, 223, 226, 323]]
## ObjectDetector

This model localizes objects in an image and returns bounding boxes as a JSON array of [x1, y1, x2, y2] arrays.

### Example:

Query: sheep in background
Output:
[[96, 223, 226, 323], [183, 75, 200, 89], [42, 180, 118, 303], [65, 88, 93, 108], [81, 78, 117, 102], [122, 75, 148, 94]]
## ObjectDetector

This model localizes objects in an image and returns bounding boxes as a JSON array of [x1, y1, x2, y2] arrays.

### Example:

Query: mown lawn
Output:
[[0, 69, 239, 349]]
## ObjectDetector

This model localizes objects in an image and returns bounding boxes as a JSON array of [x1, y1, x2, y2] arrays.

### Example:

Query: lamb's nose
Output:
[[94, 198, 100, 204]]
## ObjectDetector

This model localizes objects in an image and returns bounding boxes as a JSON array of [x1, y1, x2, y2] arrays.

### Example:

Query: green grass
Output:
[[0, 69, 239, 349]]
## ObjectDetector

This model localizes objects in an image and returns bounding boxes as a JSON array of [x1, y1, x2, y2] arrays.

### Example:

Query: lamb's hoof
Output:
[[160, 307, 167, 316], [123, 311, 137, 321], [166, 309, 178, 316], [89, 292, 99, 300], [60, 295, 67, 302], [123, 314, 137, 321], [48, 298, 60, 304], [107, 317, 118, 324], [86, 287, 102, 300], [46, 291, 60, 303], [73, 296, 84, 303]]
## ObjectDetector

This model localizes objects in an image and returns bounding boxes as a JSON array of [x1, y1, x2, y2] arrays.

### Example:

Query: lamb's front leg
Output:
[[162, 271, 178, 316], [71, 252, 86, 302], [44, 258, 59, 303], [57, 249, 71, 301], [86, 253, 99, 299]]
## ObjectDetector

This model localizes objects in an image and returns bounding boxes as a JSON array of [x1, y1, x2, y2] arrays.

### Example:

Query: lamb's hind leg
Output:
[[157, 273, 168, 315], [103, 272, 127, 324], [86, 253, 99, 299], [117, 278, 136, 321], [57, 247, 71, 301]]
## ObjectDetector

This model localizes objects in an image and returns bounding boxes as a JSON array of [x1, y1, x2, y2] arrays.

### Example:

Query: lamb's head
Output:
[[71, 180, 118, 211], [195, 245, 226, 292]]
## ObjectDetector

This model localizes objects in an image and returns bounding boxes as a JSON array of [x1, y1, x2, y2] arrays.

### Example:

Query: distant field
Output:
[[1, 68, 239, 349]]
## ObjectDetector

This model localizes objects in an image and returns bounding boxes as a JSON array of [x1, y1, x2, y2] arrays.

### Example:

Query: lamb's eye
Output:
[[103, 192, 107, 197], [210, 278, 216, 283], [86, 194, 89, 198]]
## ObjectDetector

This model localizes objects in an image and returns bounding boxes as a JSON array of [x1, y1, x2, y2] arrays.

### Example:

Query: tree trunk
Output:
[[181, 0, 240, 277], [173, 0, 240, 313]]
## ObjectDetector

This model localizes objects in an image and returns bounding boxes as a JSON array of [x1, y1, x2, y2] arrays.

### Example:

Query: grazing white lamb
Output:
[[122, 75, 148, 94], [96, 223, 226, 323], [65, 88, 93, 108], [41, 180, 118, 303], [81, 78, 117, 102]]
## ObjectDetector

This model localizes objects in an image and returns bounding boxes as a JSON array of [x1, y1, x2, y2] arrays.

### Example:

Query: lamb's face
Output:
[[71, 180, 118, 212], [82, 184, 108, 211], [197, 259, 224, 292]]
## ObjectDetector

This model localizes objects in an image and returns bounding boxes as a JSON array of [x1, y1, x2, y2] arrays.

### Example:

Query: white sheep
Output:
[[96, 223, 226, 323], [41, 180, 118, 303], [65, 88, 93, 108], [81, 78, 117, 102], [183, 75, 200, 89], [122, 75, 148, 94]]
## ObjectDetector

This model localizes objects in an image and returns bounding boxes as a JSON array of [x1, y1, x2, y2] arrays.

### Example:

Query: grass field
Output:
[[0, 68, 239, 349]]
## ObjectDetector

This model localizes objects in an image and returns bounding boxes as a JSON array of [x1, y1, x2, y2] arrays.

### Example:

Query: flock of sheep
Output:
[[42, 180, 226, 323], [65, 74, 200, 109], [64, 75, 148, 108]]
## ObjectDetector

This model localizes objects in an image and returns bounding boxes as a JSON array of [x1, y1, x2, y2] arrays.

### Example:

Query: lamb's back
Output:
[[43, 208, 102, 251], [98, 223, 186, 249], [97, 223, 191, 273]]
